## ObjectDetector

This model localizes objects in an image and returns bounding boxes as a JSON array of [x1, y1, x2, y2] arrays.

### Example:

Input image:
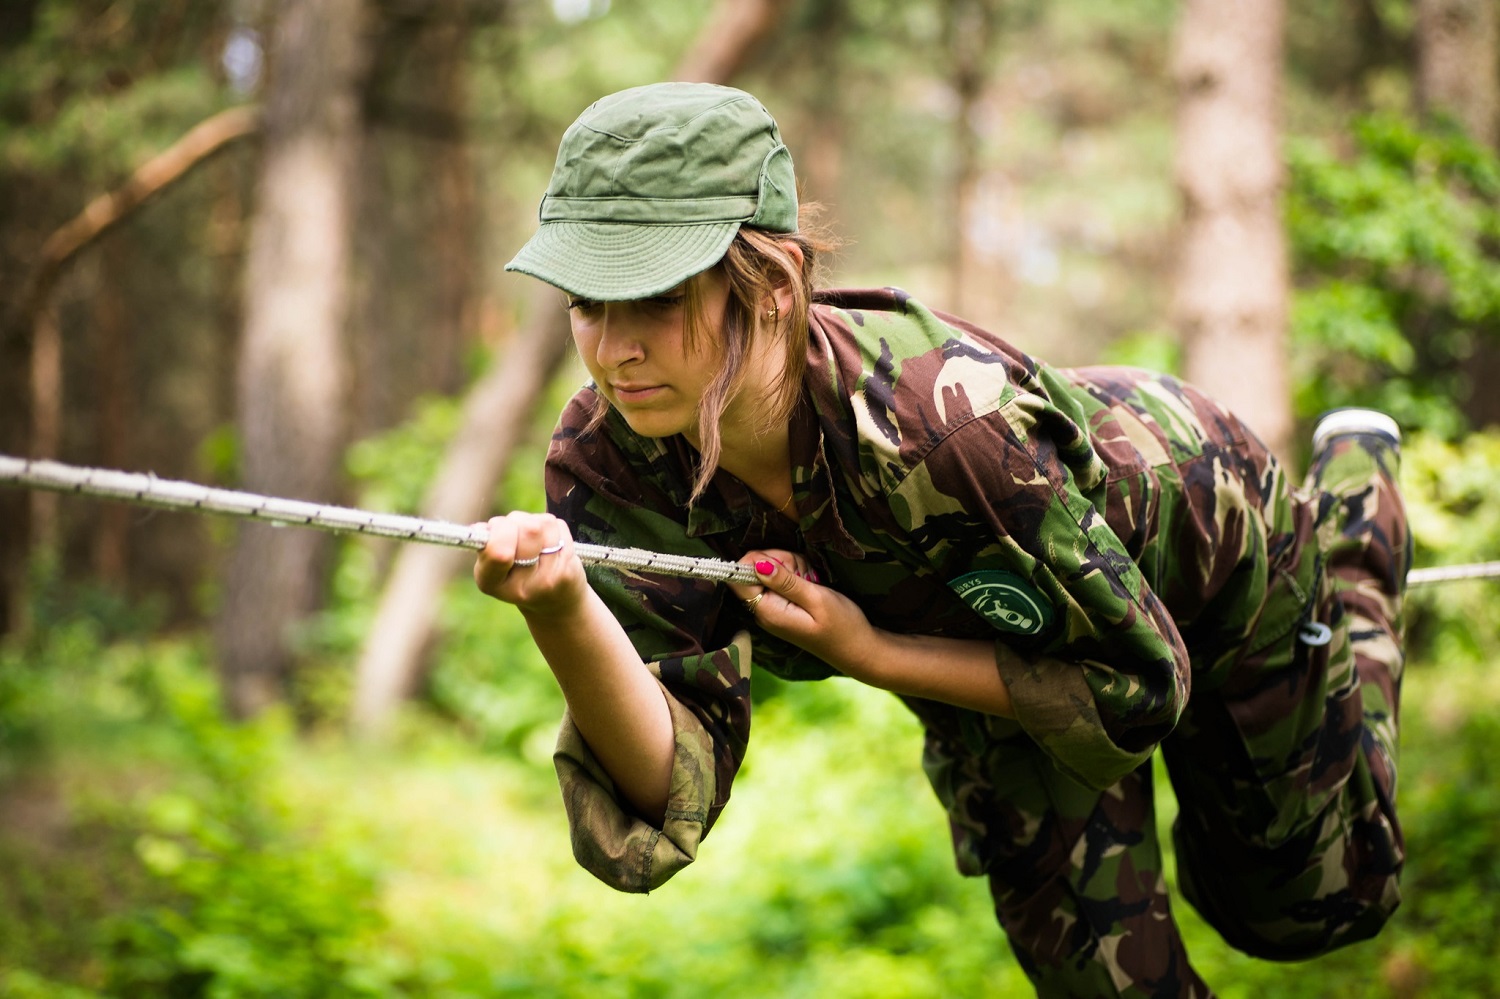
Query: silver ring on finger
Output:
[[539, 541, 565, 555], [512, 556, 540, 568]]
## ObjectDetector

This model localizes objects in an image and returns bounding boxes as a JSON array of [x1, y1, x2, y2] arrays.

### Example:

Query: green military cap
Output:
[[506, 82, 798, 301]]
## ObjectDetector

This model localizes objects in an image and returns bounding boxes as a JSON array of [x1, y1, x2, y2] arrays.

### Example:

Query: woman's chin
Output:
[[615, 408, 692, 440]]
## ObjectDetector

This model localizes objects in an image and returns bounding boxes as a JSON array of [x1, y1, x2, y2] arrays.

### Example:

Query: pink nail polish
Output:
[[755, 559, 775, 576]]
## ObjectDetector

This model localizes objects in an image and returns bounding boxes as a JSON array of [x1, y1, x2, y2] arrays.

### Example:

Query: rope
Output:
[[0, 455, 759, 586], [1408, 561, 1500, 586], [1, 454, 1494, 588]]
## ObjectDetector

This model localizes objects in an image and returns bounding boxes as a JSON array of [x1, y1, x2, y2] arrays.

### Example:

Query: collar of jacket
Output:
[[673, 387, 864, 560]]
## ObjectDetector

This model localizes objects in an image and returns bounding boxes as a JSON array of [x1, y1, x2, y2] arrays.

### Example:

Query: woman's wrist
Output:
[[516, 577, 593, 625], [830, 625, 896, 687]]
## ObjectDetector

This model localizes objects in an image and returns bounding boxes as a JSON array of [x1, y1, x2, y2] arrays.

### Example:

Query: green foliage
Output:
[[0, 588, 168, 780], [7, 557, 1500, 997], [0, 627, 407, 998], [1394, 711, 1500, 996], [1098, 328, 1182, 375], [343, 396, 467, 519], [1287, 114, 1500, 434], [0, 0, 232, 180], [1400, 430, 1500, 666], [0, 969, 108, 998], [103, 659, 403, 998], [315, 384, 567, 752]]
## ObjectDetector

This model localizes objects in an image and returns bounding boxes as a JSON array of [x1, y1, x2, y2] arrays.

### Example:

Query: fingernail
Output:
[[808, 571, 820, 583], [755, 560, 775, 576]]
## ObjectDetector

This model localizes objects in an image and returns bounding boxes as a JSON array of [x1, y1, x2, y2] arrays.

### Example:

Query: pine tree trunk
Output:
[[672, 0, 797, 84], [1417, 0, 1499, 146], [214, 0, 367, 718], [0, 315, 30, 635], [1417, 0, 1500, 427], [351, 0, 478, 437], [93, 236, 132, 586], [945, 0, 1004, 326], [795, 0, 847, 211], [1172, 0, 1292, 459]]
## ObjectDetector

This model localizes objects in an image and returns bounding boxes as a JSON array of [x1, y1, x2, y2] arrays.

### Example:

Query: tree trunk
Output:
[[1417, 0, 1499, 147], [673, 0, 798, 84], [94, 236, 132, 586], [27, 303, 61, 560], [349, 0, 797, 738], [795, 0, 847, 211], [1171, 0, 1292, 460], [215, 0, 367, 719], [0, 1, 40, 636], [1417, 0, 1500, 427], [944, 0, 1004, 324], [0, 314, 30, 636], [351, 0, 478, 437]]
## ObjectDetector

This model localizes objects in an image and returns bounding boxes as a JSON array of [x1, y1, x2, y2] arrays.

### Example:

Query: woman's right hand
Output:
[[472, 512, 589, 618]]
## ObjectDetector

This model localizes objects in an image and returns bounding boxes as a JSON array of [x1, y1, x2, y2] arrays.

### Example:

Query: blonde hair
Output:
[[586, 208, 838, 502]]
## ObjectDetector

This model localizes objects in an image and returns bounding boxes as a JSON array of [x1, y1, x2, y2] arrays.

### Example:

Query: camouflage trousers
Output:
[[929, 433, 1409, 998]]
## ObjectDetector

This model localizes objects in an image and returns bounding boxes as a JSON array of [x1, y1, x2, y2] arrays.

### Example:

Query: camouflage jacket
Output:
[[545, 287, 1309, 892]]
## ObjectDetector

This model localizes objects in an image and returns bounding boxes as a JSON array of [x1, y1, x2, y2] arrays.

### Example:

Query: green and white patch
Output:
[[949, 570, 1053, 636]]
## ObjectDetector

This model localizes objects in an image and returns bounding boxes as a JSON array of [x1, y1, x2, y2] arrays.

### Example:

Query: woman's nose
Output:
[[595, 306, 645, 368]]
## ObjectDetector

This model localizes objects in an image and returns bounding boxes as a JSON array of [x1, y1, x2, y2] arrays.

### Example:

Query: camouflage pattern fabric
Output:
[[543, 288, 1408, 997]]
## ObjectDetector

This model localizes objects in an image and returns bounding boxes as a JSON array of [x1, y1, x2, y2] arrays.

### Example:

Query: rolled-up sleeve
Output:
[[904, 400, 1190, 789], [544, 432, 756, 891], [555, 632, 752, 892]]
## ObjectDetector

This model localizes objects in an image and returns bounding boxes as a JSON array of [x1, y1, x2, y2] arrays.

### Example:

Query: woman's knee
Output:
[[1173, 810, 1403, 961]]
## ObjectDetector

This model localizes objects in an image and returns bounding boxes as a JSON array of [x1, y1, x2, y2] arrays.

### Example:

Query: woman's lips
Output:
[[611, 383, 665, 403]]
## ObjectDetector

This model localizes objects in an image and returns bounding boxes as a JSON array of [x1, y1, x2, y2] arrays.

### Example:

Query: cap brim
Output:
[[505, 220, 741, 301]]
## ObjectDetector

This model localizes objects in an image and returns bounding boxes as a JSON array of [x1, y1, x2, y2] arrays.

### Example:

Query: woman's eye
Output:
[[567, 298, 603, 314], [646, 295, 684, 308]]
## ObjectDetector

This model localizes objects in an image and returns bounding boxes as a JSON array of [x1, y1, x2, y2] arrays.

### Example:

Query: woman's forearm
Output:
[[840, 629, 1015, 718], [733, 554, 1016, 719], [522, 590, 676, 825]]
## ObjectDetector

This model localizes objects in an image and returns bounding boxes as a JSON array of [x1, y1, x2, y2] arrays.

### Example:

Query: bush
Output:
[[1287, 114, 1500, 436], [98, 654, 408, 999]]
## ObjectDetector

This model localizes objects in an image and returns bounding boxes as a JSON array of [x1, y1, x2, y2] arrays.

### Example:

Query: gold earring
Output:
[[765, 304, 779, 322]]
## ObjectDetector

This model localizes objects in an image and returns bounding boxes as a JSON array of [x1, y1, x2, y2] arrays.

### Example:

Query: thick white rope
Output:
[[1407, 561, 1500, 586], [1, 454, 1493, 588], [0, 455, 759, 586]]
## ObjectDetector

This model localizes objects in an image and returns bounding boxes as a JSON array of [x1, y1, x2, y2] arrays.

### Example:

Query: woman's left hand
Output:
[[729, 550, 873, 673]]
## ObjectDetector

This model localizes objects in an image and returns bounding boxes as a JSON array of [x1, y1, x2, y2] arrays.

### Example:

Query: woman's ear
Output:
[[772, 240, 806, 315]]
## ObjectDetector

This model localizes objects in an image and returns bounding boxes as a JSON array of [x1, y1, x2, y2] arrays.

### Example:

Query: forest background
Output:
[[4, 0, 1500, 996]]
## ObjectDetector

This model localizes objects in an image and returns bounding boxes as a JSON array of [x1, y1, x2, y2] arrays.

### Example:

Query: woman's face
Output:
[[567, 267, 733, 441]]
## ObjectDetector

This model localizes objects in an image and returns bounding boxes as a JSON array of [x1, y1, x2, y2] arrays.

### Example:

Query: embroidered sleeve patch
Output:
[[948, 570, 1054, 636]]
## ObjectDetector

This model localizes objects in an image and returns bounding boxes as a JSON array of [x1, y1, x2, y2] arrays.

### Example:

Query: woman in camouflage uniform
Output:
[[474, 82, 1410, 998]]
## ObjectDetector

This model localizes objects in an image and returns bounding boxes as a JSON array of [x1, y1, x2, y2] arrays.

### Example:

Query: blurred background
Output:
[[3, 0, 1500, 996]]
